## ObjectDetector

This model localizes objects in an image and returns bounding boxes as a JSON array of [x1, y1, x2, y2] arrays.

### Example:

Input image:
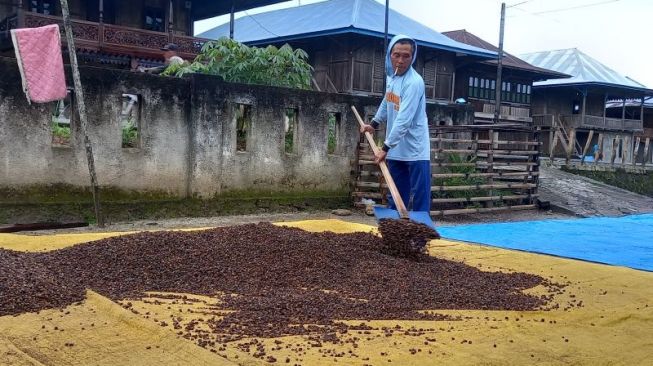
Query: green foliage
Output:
[[51, 122, 71, 145], [235, 105, 249, 151], [285, 109, 296, 153], [163, 38, 313, 89], [563, 167, 653, 197], [327, 114, 336, 154], [122, 121, 138, 148], [433, 153, 485, 200]]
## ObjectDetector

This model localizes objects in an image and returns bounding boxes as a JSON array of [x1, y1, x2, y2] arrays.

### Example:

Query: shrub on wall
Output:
[[163, 38, 313, 90]]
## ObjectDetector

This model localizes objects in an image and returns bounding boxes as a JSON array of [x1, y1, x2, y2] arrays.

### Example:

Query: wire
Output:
[[533, 0, 622, 15], [507, 0, 533, 8], [243, 10, 281, 38]]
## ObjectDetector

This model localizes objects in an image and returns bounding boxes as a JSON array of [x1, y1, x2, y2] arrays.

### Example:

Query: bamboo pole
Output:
[[60, 0, 103, 227], [642, 138, 650, 166]]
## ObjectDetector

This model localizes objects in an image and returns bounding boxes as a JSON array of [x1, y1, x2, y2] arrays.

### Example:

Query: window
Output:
[[234, 104, 251, 152], [121, 94, 140, 148], [51, 89, 73, 146], [468, 76, 498, 101], [327, 112, 341, 155], [284, 108, 299, 154], [143, 7, 165, 32], [30, 0, 55, 15]]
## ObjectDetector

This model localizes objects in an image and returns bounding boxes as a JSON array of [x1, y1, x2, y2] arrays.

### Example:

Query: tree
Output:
[[163, 38, 313, 90]]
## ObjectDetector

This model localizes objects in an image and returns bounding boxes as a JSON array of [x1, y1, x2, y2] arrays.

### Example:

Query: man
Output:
[[139, 43, 184, 74], [360, 34, 431, 214]]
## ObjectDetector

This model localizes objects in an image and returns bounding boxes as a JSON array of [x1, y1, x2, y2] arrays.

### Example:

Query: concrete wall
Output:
[[3, 57, 471, 200], [0, 57, 475, 199]]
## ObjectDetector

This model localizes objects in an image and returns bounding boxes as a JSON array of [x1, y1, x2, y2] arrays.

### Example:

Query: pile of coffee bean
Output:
[[377, 219, 440, 259], [0, 223, 556, 340]]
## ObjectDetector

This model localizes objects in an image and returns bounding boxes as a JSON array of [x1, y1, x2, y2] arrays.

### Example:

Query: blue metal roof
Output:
[[197, 0, 496, 58], [520, 48, 652, 93]]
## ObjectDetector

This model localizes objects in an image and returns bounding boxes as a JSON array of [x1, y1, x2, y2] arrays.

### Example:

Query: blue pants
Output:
[[386, 159, 431, 212]]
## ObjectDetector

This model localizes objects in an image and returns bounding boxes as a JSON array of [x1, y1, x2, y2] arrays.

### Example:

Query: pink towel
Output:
[[11, 24, 67, 104]]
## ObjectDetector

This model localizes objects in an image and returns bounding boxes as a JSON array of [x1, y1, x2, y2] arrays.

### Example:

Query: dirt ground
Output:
[[22, 207, 573, 235]]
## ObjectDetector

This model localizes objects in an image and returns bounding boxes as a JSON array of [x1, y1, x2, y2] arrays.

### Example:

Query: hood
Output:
[[385, 34, 418, 77]]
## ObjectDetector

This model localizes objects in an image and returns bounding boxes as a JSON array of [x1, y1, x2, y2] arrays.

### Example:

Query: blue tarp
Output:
[[438, 214, 653, 271]]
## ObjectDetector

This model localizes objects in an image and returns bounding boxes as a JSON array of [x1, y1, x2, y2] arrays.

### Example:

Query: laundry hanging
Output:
[[11, 24, 67, 104]]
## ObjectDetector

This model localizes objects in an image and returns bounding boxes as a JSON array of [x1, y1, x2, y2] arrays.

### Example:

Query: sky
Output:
[[194, 0, 653, 88]]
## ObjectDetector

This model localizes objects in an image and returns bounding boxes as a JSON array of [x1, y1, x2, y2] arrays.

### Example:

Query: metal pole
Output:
[[382, 0, 389, 91], [60, 0, 104, 227], [229, 0, 235, 39], [494, 2, 505, 124], [489, 2, 505, 208]]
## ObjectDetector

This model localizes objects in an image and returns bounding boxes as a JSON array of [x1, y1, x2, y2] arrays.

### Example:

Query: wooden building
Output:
[[197, 0, 496, 102], [521, 48, 653, 166], [442, 29, 569, 125], [0, 0, 284, 67]]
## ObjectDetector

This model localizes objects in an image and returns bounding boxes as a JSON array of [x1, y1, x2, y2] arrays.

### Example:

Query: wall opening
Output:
[[235, 104, 251, 152], [121, 93, 141, 148], [327, 112, 341, 155], [51, 88, 73, 146], [284, 108, 299, 154]]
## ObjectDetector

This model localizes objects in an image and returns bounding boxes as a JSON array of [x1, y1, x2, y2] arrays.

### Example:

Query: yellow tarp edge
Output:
[[2, 219, 652, 365]]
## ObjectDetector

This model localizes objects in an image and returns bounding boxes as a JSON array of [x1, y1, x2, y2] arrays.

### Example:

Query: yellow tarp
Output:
[[1, 219, 652, 365]]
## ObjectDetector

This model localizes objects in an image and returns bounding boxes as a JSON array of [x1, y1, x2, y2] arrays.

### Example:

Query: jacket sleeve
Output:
[[383, 78, 424, 149]]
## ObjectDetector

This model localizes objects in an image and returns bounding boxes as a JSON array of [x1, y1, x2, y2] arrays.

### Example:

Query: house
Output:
[[520, 48, 653, 165], [442, 29, 569, 125], [0, 0, 285, 68], [198, 0, 496, 102]]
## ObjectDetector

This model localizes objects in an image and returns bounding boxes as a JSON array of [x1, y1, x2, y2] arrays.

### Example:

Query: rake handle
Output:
[[351, 106, 409, 219]]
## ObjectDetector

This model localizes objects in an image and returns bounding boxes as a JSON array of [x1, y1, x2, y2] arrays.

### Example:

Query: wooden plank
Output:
[[550, 130, 559, 160], [351, 192, 384, 199], [580, 130, 594, 165], [432, 172, 539, 179], [642, 138, 650, 166], [594, 133, 604, 165], [610, 137, 618, 166], [430, 137, 541, 146], [431, 148, 477, 154], [565, 128, 576, 164], [632, 136, 641, 166], [430, 204, 536, 216], [431, 194, 536, 203], [431, 183, 537, 191]]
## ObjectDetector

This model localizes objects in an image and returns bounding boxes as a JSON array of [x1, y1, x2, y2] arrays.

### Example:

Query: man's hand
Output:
[[360, 124, 375, 135], [374, 150, 387, 164]]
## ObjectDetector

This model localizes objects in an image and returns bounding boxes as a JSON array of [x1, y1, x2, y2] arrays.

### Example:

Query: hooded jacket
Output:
[[372, 34, 430, 161]]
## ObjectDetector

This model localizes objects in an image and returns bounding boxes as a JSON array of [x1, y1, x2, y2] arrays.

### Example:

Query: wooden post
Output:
[[168, 0, 174, 42], [549, 130, 559, 160], [60, 0, 104, 227], [594, 133, 603, 166], [603, 92, 607, 127], [565, 128, 576, 165], [610, 137, 618, 166], [621, 136, 632, 165], [642, 138, 650, 166], [632, 136, 641, 166], [229, 0, 235, 39], [580, 129, 594, 165], [98, 0, 104, 47]]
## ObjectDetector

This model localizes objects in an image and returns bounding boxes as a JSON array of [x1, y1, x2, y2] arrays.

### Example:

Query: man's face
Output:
[[390, 42, 413, 76]]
